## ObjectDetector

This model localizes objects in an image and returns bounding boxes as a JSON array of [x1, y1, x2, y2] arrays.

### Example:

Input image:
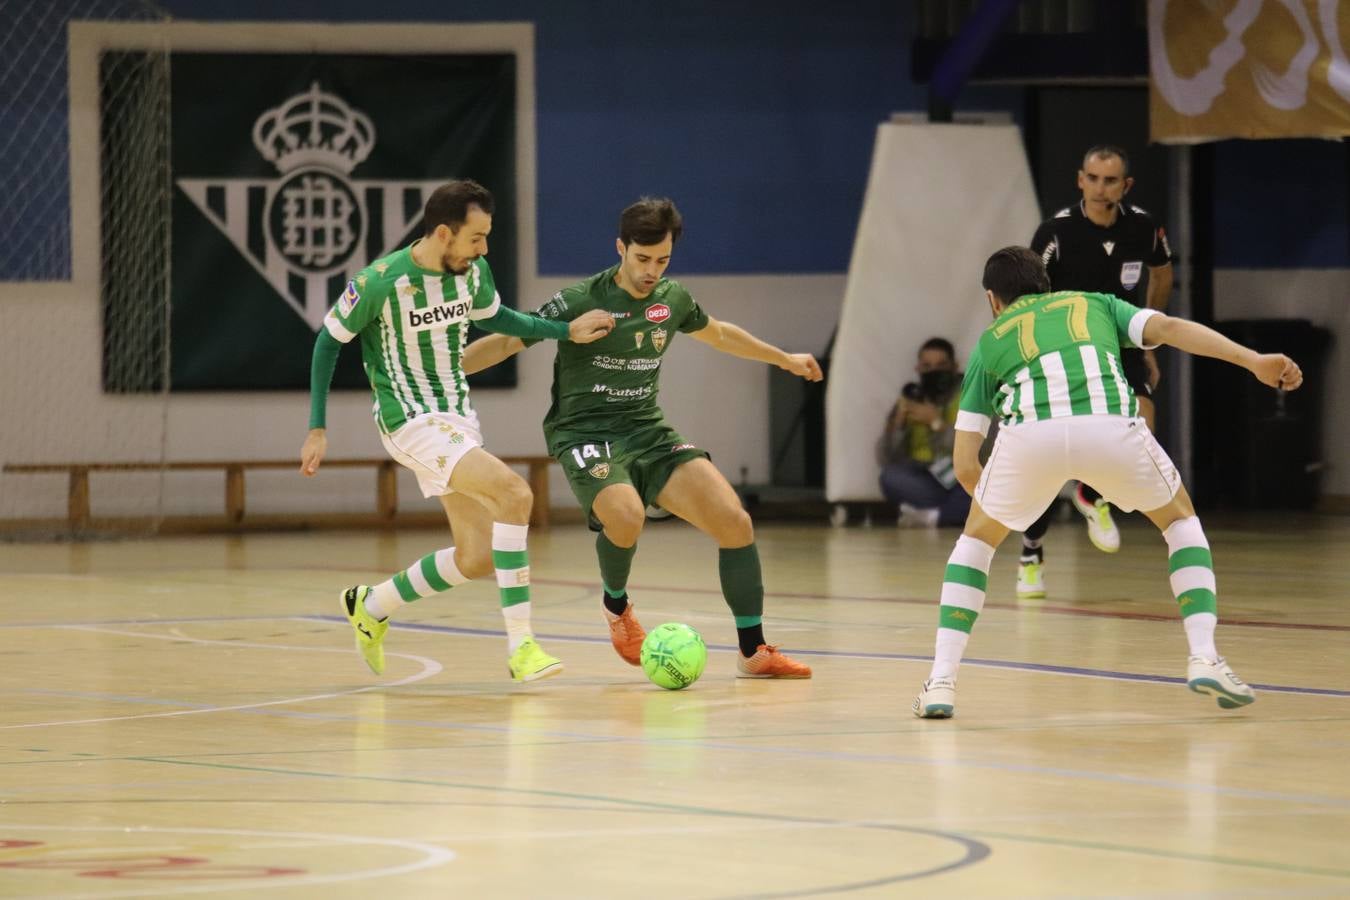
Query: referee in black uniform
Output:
[[1015, 145, 1175, 599]]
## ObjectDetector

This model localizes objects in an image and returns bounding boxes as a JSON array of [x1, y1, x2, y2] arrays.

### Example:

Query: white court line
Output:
[[0, 624, 442, 730], [0, 823, 455, 899]]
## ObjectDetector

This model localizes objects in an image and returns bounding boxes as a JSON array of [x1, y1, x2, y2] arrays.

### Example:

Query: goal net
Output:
[[0, 0, 172, 538]]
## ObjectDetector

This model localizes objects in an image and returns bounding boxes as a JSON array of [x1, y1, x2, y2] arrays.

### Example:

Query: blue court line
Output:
[[300, 615, 1350, 699], [11, 613, 1349, 699]]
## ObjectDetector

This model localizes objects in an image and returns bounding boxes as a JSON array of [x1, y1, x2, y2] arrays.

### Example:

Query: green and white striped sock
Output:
[[929, 534, 996, 680], [493, 522, 532, 652], [367, 547, 469, 619], [1164, 516, 1219, 661]]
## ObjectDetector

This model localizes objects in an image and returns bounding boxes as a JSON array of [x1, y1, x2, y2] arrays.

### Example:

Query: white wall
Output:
[[1213, 268, 1350, 497], [826, 122, 1042, 501], [0, 274, 843, 518]]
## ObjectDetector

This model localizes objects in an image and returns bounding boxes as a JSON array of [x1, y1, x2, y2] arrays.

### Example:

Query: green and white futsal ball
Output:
[[640, 622, 707, 690]]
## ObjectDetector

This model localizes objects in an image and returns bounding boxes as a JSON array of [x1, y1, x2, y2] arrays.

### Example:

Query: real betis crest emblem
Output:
[[588, 462, 611, 479], [176, 82, 445, 331], [651, 327, 667, 352]]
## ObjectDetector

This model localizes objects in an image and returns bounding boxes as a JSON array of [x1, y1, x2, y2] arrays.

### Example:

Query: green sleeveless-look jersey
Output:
[[956, 290, 1160, 435], [322, 244, 501, 434], [526, 266, 709, 453]]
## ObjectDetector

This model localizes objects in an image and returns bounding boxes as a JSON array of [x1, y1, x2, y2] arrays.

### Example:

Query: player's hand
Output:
[[782, 352, 823, 382], [1143, 349, 1162, 390], [1251, 353, 1303, 391], [568, 309, 615, 344], [300, 428, 328, 476]]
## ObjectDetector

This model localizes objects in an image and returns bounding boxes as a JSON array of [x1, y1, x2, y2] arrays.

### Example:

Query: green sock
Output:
[[597, 532, 637, 598], [718, 544, 764, 620]]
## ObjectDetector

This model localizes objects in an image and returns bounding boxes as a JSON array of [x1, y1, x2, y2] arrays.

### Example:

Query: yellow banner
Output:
[[1150, 0, 1350, 142]]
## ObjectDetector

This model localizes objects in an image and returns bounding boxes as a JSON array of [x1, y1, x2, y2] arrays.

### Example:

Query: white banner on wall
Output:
[[825, 123, 1041, 502]]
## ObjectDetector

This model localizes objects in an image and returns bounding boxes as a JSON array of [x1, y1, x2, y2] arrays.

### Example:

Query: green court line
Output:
[[969, 829, 1350, 881]]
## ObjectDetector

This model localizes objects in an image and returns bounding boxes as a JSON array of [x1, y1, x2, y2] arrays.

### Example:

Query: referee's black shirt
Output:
[[1029, 200, 1173, 309]]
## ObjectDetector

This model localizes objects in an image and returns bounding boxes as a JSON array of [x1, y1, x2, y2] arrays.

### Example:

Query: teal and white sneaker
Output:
[[341, 585, 388, 675], [913, 676, 956, 718], [1072, 488, 1121, 553], [1187, 656, 1255, 709], [508, 637, 564, 683]]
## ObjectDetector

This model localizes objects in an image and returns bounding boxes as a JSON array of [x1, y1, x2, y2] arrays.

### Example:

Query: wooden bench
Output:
[[2, 456, 555, 531]]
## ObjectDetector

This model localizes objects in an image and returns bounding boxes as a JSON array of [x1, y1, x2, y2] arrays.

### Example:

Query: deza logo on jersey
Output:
[[645, 304, 671, 323], [406, 298, 471, 332]]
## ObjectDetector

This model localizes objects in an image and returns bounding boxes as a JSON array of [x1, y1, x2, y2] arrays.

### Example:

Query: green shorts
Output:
[[553, 422, 710, 531]]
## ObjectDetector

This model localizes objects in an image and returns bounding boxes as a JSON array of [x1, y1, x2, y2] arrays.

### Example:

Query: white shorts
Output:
[[379, 411, 485, 499], [973, 416, 1180, 531]]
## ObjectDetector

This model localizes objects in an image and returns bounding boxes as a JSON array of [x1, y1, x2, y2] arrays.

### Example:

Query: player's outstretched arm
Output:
[[476, 306, 614, 344], [300, 329, 342, 476], [463, 335, 527, 375], [690, 316, 823, 381], [1142, 314, 1303, 390]]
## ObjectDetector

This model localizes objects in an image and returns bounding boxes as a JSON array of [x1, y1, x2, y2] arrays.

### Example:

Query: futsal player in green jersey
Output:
[[301, 180, 615, 682], [913, 246, 1303, 718], [464, 197, 819, 678]]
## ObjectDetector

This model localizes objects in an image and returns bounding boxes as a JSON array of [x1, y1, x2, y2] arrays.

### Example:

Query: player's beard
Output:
[[445, 252, 476, 274]]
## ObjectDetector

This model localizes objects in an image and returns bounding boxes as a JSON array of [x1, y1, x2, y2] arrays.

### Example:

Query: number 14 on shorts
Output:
[[569, 443, 611, 468]]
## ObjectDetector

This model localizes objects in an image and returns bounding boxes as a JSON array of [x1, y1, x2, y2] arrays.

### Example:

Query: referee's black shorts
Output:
[[1119, 348, 1154, 399]]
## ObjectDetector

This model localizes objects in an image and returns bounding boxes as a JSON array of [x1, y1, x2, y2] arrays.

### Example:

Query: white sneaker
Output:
[[1016, 559, 1046, 599], [1186, 656, 1256, 709], [897, 503, 939, 529], [1072, 488, 1121, 553], [912, 676, 956, 718]]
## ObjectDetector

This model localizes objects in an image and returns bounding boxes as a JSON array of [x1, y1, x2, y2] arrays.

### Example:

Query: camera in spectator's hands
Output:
[[903, 370, 958, 403]]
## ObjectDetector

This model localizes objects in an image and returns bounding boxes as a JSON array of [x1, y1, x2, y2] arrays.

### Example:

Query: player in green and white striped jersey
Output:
[[913, 246, 1304, 719], [300, 180, 614, 682]]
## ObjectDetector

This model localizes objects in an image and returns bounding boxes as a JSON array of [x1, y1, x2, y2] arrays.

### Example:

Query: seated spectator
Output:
[[877, 338, 970, 527]]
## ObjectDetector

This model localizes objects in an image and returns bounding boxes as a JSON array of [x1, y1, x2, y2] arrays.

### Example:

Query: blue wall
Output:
[[154, 0, 1027, 274], [8, 2, 1346, 276], [1213, 139, 1349, 269]]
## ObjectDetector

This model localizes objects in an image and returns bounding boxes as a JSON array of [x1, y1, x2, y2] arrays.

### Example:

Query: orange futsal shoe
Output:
[[604, 602, 645, 666], [736, 644, 813, 679]]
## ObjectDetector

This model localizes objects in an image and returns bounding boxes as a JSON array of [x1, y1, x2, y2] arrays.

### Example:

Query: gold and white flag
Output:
[[1150, 0, 1350, 142]]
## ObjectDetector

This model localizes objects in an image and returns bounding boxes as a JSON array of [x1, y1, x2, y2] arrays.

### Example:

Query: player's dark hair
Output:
[[619, 197, 683, 247], [982, 246, 1051, 305], [920, 337, 955, 361], [423, 180, 495, 235], [1082, 144, 1130, 176]]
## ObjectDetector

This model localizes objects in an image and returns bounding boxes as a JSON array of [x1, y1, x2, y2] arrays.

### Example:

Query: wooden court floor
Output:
[[1, 513, 1348, 898]]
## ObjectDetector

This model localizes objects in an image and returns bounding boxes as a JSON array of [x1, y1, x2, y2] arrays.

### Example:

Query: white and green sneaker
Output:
[[341, 585, 388, 675], [1016, 559, 1046, 599], [1187, 656, 1255, 709], [913, 676, 956, 718], [508, 637, 563, 683], [1073, 489, 1121, 553]]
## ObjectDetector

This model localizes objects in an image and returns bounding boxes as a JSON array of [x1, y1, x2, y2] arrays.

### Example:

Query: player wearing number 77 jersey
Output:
[[912, 246, 1303, 719], [464, 197, 820, 678]]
